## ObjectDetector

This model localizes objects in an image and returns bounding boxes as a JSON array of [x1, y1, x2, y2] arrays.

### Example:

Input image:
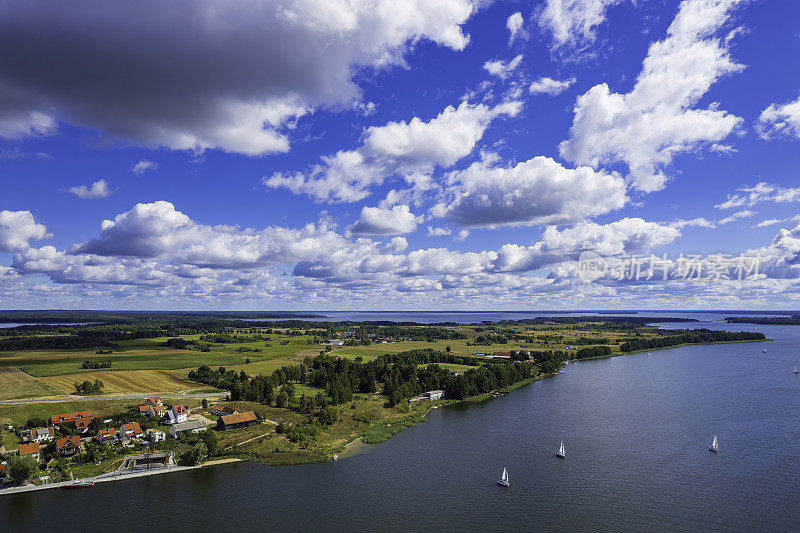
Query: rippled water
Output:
[[2, 320, 799, 532]]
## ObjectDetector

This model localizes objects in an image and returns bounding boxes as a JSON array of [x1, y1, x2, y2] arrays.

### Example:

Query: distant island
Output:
[[0, 312, 766, 490], [725, 316, 800, 325]]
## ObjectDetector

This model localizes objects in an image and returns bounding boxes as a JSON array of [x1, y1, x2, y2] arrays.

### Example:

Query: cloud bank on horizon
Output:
[[1, 0, 799, 310]]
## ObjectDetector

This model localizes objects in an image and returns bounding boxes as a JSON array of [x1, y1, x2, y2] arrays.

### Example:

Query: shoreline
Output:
[[0, 456, 242, 497], [0, 338, 766, 485]]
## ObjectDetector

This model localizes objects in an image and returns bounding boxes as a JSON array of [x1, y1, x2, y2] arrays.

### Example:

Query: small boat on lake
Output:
[[556, 441, 565, 458], [332, 454, 339, 460], [763, 348, 767, 353], [794, 365, 798, 374], [497, 467, 509, 487], [709, 435, 718, 453], [65, 479, 94, 488]]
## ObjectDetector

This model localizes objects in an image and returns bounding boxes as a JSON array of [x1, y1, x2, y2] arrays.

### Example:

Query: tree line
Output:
[[619, 329, 765, 352]]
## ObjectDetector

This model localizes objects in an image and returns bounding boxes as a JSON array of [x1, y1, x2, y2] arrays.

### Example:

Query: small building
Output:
[[50, 410, 93, 425], [146, 429, 166, 443], [163, 405, 188, 425], [21, 427, 54, 443], [55, 436, 81, 457], [95, 428, 118, 444], [0, 462, 6, 480], [325, 340, 345, 346], [210, 405, 238, 417], [18, 443, 41, 461], [118, 422, 145, 440], [75, 416, 92, 433], [423, 390, 444, 401], [143, 396, 163, 407], [217, 411, 258, 431], [492, 352, 512, 359], [119, 452, 174, 470], [139, 404, 167, 418], [169, 420, 207, 438]]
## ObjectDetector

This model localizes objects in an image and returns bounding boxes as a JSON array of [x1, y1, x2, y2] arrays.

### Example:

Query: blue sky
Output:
[[1, 0, 800, 310]]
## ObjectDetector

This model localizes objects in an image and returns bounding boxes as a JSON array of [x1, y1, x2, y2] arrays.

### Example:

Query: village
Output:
[[0, 396, 259, 488]]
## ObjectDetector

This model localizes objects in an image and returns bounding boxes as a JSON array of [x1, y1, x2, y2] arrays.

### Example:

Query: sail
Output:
[[712, 435, 717, 448], [501, 468, 508, 483], [559, 441, 565, 455]]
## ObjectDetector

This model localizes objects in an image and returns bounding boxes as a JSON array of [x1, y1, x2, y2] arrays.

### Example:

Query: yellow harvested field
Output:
[[41, 370, 202, 394], [0, 366, 33, 384], [0, 366, 67, 400]]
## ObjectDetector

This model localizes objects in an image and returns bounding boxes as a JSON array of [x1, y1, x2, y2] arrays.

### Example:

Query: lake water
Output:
[[2, 318, 799, 531], [242, 310, 795, 323]]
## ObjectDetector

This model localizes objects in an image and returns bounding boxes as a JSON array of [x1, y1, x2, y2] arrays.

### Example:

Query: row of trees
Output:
[[189, 348, 536, 412], [73, 379, 104, 395], [619, 330, 766, 352], [81, 360, 112, 369]]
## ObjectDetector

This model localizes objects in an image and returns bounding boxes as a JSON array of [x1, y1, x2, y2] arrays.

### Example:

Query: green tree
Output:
[[8, 455, 38, 483], [189, 442, 208, 465], [25, 416, 47, 428], [201, 398, 208, 409], [275, 390, 289, 408], [318, 406, 338, 425]]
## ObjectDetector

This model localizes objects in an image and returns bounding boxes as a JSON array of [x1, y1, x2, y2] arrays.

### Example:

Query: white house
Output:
[[118, 422, 145, 440], [163, 405, 188, 425], [169, 420, 207, 438], [95, 428, 118, 444], [424, 390, 444, 401], [146, 429, 166, 442], [210, 405, 238, 417], [22, 427, 54, 443]]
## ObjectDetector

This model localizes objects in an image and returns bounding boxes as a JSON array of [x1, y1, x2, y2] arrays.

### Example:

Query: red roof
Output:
[[51, 410, 93, 424], [97, 428, 115, 439], [219, 411, 257, 425], [18, 443, 40, 456], [55, 436, 81, 450], [119, 422, 143, 436]]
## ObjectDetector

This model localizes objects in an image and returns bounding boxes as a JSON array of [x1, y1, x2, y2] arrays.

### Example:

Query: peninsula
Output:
[[0, 312, 766, 488]]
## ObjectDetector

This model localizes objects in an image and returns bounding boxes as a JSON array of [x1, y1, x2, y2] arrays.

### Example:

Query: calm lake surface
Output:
[[2, 317, 799, 532]]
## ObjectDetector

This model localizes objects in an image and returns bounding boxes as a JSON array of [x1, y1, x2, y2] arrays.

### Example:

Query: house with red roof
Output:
[[55, 436, 81, 457], [18, 443, 41, 461], [118, 422, 145, 440], [163, 404, 188, 425]]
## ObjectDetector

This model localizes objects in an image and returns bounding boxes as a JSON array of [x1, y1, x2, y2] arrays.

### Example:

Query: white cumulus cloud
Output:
[[559, 0, 746, 192], [483, 55, 523, 80], [757, 94, 800, 139], [264, 100, 521, 202], [435, 155, 627, 227], [350, 205, 422, 236], [506, 12, 525, 45], [67, 179, 113, 199], [0, 210, 51, 252], [131, 160, 158, 175], [529, 76, 576, 95]]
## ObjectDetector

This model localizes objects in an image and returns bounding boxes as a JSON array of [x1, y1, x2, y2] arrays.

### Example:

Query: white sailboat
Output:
[[763, 348, 767, 353], [709, 435, 718, 453], [497, 467, 509, 487], [556, 441, 565, 458], [794, 365, 798, 374]]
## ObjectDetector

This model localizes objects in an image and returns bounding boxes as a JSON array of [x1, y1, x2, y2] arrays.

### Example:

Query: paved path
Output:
[[0, 392, 226, 405], [0, 465, 198, 496]]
